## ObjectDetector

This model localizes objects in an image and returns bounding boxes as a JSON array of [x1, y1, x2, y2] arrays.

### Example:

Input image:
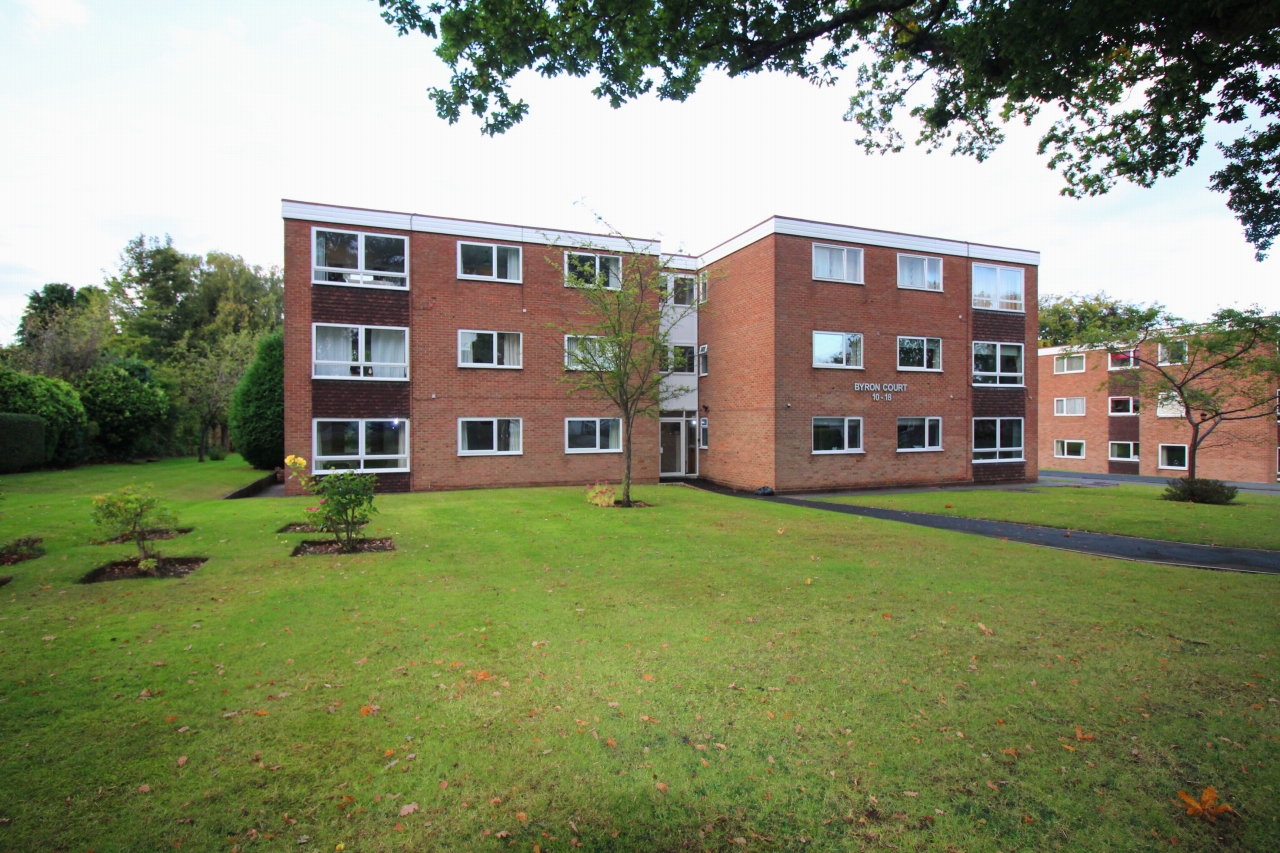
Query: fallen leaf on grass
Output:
[[254, 710, 269, 717], [655, 782, 668, 793], [641, 674, 655, 682], [1075, 726, 1095, 741], [1061, 744, 1076, 752], [605, 739, 616, 747], [384, 749, 395, 758], [165, 715, 178, 723], [516, 812, 528, 822], [986, 781, 999, 792], [903, 791, 918, 797], [138, 785, 151, 794], [439, 781, 449, 790], [177, 756, 188, 767], [977, 623, 994, 636], [399, 802, 419, 817], [1175, 787, 1236, 822]]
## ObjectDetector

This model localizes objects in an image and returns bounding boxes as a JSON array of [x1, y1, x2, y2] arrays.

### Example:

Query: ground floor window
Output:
[[458, 418, 522, 455], [313, 419, 409, 471], [565, 418, 622, 453], [699, 417, 708, 449], [813, 417, 864, 454], [972, 418, 1023, 461], [1159, 444, 1188, 469], [1109, 441, 1140, 461], [1054, 439, 1085, 459], [897, 417, 941, 451]]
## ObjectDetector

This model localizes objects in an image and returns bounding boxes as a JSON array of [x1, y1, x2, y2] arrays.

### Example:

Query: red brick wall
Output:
[[1037, 350, 1110, 474]]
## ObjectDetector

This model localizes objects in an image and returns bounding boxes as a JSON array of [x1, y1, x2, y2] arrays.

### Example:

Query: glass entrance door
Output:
[[660, 420, 683, 475]]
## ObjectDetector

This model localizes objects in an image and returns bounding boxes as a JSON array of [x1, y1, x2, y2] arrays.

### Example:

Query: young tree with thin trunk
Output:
[[555, 235, 694, 507], [167, 332, 258, 462]]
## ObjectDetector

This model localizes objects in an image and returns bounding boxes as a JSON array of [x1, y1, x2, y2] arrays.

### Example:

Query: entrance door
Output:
[[660, 420, 684, 475]]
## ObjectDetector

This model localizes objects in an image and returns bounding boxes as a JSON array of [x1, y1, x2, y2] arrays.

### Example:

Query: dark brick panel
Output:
[[313, 471, 411, 494], [312, 284, 411, 326], [972, 311, 1025, 341], [312, 381, 410, 419], [1108, 461, 1140, 476], [972, 387, 1026, 419], [1109, 416, 1140, 441], [1107, 371, 1140, 395], [973, 461, 1026, 483]]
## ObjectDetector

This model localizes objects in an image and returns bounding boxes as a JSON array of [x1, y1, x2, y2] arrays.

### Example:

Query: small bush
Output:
[[90, 484, 178, 559], [77, 365, 169, 459], [230, 332, 284, 470], [206, 444, 228, 461], [0, 367, 88, 464], [585, 482, 616, 507], [285, 456, 378, 553], [0, 536, 46, 563], [0, 413, 45, 473], [1162, 478, 1238, 505]]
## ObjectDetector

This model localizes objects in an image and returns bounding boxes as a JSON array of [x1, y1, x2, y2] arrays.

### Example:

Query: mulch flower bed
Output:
[[0, 537, 45, 567], [276, 522, 365, 534], [291, 538, 395, 557], [96, 528, 193, 545], [0, 576, 12, 588], [80, 556, 208, 584]]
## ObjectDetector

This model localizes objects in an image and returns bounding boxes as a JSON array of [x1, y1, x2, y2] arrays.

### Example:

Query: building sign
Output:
[[855, 382, 907, 401]]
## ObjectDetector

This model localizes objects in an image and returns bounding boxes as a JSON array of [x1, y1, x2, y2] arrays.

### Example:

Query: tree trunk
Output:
[[198, 423, 208, 463], [621, 413, 634, 507], [1187, 421, 1199, 480]]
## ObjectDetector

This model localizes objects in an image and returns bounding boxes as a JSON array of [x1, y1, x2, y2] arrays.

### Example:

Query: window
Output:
[[972, 342, 1023, 385], [663, 345, 696, 374], [813, 417, 864, 454], [1053, 353, 1085, 374], [458, 418, 522, 455], [813, 331, 864, 369], [666, 275, 696, 306], [897, 417, 942, 452], [972, 418, 1024, 462], [971, 263, 1024, 312], [313, 419, 409, 471], [898, 254, 943, 291], [312, 324, 408, 379], [458, 242, 522, 282], [1109, 441, 1140, 461], [698, 273, 708, 304], [698, 345, 708, 376], [1109, 396, 1140, 415], [898, 336, 942, 371], [1054, 397, 1086, 416], [699, 417, 708, 449], [313, 229, 407, 289], [458, 330, 522, 368], [1054, 439, 1086, 459], [564, 335, 607, 371], [1157, 392, 1185, 418], [565, 418, 622, 453], [565, 252, 622, 289], [1159, 444, 1188, 470], [1108, 348, 1138, 370], [812, 244, 864, 283], [1158, 340, 1187, 365]]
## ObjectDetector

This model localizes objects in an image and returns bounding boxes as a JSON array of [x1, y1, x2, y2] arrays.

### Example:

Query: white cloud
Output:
[[18, 0, 88, 31]]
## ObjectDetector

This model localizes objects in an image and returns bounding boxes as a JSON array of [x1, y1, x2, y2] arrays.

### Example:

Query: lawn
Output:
[[1, 460, 1278, 853], [822, 484, 1280, 552]]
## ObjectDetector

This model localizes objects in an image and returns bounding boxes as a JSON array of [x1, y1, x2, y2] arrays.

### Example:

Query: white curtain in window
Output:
[[315, 326, 357, 376], [900, 256, 925, 288], [501, 332, 521, 367], [367, 329, 407, 378]]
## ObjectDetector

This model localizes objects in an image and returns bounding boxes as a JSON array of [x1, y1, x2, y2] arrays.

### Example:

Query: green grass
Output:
[[821, 484, 1280, 551], [1, 460, 1278, 852]]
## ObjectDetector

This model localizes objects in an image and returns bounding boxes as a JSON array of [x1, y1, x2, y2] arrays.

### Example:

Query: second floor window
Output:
[[1109, 396, 1139, 415], [898, 336, 942, 371], [698, 344, 708, 376], [662, 345, 696, 374], [812, 244, 864, 283], [1109, 348, 1139, 370], [1158, 341, 1188, 365], [1157, 392, 1186, 418], [566, 252, 621, 288], [1053, 353, 1085, 373], [565, 335, 610, 371], [813, 331, 863, 369], [458, 242, 521, 282], [313, 229, 406, 288], [898, 254, 943, 291], [972, 342, 1023, 385], [972, 263, 1024, 312], [667, 275, 696, 306], [459, 330, 522, 368], [313, 324, 407, 379]]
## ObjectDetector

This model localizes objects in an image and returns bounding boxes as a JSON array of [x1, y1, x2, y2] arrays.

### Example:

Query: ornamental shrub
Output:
[[285, 455, 378, 552], [585, 482, 616, 507], [229, 332, 284, 470], [0, 413, 45, 473], [77, 365, 169, 458], [1162, 478, 1238, 505], [0, 366, 88, 464], [90, 484, 178, 560]]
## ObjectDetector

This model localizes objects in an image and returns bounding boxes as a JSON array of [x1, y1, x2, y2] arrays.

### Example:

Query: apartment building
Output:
[[282, 201, 1040, 495], [1038, 343, 1280, 483]]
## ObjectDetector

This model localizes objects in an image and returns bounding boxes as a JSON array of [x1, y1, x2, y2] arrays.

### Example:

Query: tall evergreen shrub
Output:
[[0, 367, 87, 464], [229, 331, 284, 470]]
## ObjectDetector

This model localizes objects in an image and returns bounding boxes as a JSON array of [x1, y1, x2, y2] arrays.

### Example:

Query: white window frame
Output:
[[897, 253, 944, 291], [896, 416, 943, 453], [811, 243, 864, 284], [664, 344, 697, 375], [972, 417, 1024, 463], [311, 323, 409, 381], [311, 418, 410, 473], [1108, 348, 1139, 370], [1159, 443, 1188, 470], [1053, 439, 1086, 459], [1158, 341, 1188, 365], [311, 227, 408, 290], [457, 329, 522, 369], [697, 273, 708, 304], [564, 251, 622, 289], [812, 331, 864, 370], [666, 274, 697, 306], [456, 241, 523, 283], [457, 418, 523, 456], [1108, 441, 1140, 462], [564, 335, 606, 371], [1054, 397, 1086, 416], [1157, 392, 1186, 418], [697, 344, 708, 377], [699, 417, 708, 449], [812, 417, 865, 455], [1108, 396, 1140, 416], [564, 417, 623, 454], [972, 341, 1023, 386], [1053, 353, 1086, 374], [971, 263, 1024, 312], [897, 336, 942, 372]]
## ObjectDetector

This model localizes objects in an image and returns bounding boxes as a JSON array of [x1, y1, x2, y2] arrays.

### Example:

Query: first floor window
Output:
[[313, 324, 408, 379], [459, 330, 522, 368], [813, 331, 863, 368], [897, 417, 942, 451], [972, 418, 1023, 461], [1157, 392, 1185, 418], [1109, 441, 1140, 461], [565, 252, 621, 288], [1109, 348, 1138, 370], [812, 244, 864, 283], [700, 417, 708, 449], [458, 418, 522, 455], [812, 417, 864, 454], [1054, 439, 1085, 458], [1109, 396, 1140, 415], [898, 336, 941, 371], [666, 275, 696, 306], [1054, 353, 1085, 373], [313, 229, 407, 288], [458, 242, 522, 282], [664, 345, 696, 374], [313, 419, 409, 471], [1055, 397, 1086, 416], [897, 254, 943, 290], [565, 335, 609, 370], [972, 263, 1024, 312], [565, 417, 621, 453], [1159, 444, 1188, 469], [1158, 340, 1187, 365], [698, 344, 708, 376], [972, 342, 1023, 385]]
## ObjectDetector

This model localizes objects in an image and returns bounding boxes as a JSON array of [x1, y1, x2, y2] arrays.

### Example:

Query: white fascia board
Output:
[[1038, 344, 1102, 356], [697, 218, 776, 268], [282, 200, 412, 231], [969, 244, 1041, 266], [664, 255, 700, 270]]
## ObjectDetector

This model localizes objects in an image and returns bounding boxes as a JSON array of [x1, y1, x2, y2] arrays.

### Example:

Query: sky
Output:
[[2, 0, 1276, 343]]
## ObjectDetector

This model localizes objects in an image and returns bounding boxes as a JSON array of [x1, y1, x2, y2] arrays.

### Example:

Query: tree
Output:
[[77, 365, 169, 459], [229, 331, 284, 470], [1039, 293, 1168, 347], [0, 366, 88, 465], [90, 484, 178, 561], [8, 287, 117, 383], [168, 332, 258, 462], [376, 0, 1280, 257], [1083, 307, 1280, 481], [16, 283, 76, 347], [554, 236, 692, 506], [104, 235, 202, 362]]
